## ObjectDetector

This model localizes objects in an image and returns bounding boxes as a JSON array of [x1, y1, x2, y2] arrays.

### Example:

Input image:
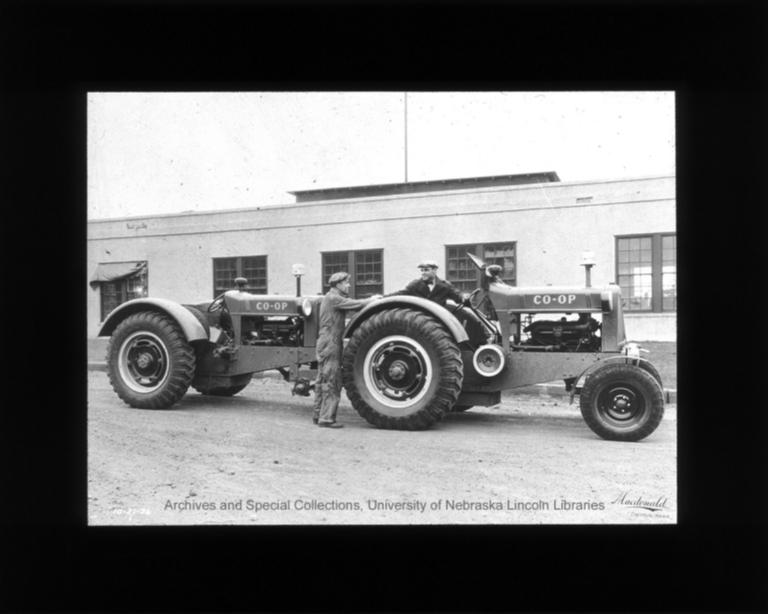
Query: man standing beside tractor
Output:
[[313, 272, 380, 428]]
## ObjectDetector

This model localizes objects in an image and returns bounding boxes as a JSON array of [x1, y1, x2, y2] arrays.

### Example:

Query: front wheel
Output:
[[106, 311, 196, 409], [342, 308, 463, 430], [579, 363, 664, 441]]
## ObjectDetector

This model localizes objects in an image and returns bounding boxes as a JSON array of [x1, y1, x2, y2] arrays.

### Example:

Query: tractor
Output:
[[97, 253, 665, 441]]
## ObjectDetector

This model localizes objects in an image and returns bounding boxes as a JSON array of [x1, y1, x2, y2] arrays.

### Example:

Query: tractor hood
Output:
[[488, 282, 621, 314], [223, 291, 321, 317]]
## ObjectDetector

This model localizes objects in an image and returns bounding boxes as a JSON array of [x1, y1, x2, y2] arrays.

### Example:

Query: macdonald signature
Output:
[[612, 492, 669, 512]]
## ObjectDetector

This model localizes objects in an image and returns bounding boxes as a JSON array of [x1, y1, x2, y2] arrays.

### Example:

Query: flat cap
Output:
[[328, 271, 350, 286], [417, 259, 439, 269]]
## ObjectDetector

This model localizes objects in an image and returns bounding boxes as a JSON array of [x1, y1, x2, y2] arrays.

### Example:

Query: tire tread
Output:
[[579, 363, 664, 441], [106, 311, 195, 409], [342, 308, 463, 430]]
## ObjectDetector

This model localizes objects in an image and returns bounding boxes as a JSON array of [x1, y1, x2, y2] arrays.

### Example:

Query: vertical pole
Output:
[[404, 92, 408, 183], [296, 276, 301, 297]]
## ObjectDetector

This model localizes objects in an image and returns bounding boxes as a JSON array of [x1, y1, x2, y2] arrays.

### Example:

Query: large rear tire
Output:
[[106, 311, 196, 409], [342, 308, 463, 430], [579, 363, 664, 441]]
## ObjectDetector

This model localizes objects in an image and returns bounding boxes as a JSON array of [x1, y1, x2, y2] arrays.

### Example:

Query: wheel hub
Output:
[[363, 335, 432, 409], [387, 360, 408, 381], [599, 385, 643, 422], [136, 352, 153, 370], [118, 332, 170, 393], [613, 394, 630, 411]]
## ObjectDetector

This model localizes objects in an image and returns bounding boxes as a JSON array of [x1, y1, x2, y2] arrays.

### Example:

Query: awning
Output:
[[90, 261, 146, 288]]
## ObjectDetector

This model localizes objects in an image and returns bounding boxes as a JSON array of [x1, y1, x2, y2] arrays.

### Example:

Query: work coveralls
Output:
[[313, 287, 370, 424]]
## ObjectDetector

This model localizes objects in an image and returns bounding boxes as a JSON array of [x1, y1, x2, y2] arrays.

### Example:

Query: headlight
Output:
[[301, 298, 313, 317], [472, 344, 506, 378]]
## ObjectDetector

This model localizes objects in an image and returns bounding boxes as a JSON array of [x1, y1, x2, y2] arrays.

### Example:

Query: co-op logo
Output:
[[533, 294, 577, 305], [250, 301, 289, 312]]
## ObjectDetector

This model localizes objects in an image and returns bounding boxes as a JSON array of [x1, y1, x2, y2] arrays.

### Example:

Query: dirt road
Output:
[[88, 371, 676, 525]]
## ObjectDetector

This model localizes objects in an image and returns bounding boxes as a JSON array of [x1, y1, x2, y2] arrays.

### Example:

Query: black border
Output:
[[2, 1, 767, 612]]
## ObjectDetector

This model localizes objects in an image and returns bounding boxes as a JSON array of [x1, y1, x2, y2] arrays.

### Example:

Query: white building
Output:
[[87, 172, 676, 341]]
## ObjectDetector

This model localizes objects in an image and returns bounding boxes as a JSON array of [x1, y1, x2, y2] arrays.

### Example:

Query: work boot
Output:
[[317, 422, 344, 429]]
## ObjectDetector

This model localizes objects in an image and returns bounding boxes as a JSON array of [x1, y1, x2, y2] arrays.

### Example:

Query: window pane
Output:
[[322, 252, 350, 293], [662, 235, 676, 310], [663, 272, 676, 310], [100, 261, 147, 320], [617, 234, 675, 312], [483, 242, 516, 285], [101, 282, 121, 320], [355, 250, 382, 285], [618, 270, 653, 311], [213, 257, 238, 295], [125, 266, 148, 300], [242, 256, 267, 293], [446, 244, 478, 293], [354, 250, 383, 298]]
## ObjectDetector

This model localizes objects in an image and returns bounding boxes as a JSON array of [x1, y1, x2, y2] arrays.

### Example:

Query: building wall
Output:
[[87, 175, 676, 340]]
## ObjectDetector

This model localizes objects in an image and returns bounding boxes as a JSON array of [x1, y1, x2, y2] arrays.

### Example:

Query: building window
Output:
[[446, 242, 517, 292], [93, 261, 148, 321], [321, 249, 383, 298], [616, 233, 676, 312], [213, 256, 267, 297]]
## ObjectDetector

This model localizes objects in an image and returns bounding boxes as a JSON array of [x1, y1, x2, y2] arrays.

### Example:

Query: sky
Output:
[[87, 91, 675, 220]]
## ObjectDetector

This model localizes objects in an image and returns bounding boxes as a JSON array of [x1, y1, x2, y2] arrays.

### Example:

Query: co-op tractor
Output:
[[98, 253, 665, 441]]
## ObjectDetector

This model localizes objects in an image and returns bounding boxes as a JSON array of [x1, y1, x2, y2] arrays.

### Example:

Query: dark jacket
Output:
[[388, 277, 463, 307]]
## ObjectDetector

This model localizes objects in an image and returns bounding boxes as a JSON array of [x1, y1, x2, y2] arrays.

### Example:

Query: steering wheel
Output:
[[466, 288, 482, 309], [451, 288, 483, 314], [208, 293, 226, 313]]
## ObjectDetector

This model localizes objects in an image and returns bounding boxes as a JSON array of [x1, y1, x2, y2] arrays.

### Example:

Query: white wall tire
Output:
[[343, 308, 463, 430], [106, 311, 195, 409]]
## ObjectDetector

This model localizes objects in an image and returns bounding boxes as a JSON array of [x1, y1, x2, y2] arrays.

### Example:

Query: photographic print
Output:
[[87, 91, 677, 525]]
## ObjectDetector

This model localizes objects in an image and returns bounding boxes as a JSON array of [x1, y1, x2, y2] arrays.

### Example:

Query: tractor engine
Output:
[[519, 313, 601, 352], [240, 316, 303, 346]]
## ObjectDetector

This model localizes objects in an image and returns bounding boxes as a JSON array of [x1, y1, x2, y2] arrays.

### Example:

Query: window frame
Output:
[[615, 232, 676, 313], [212, 255, 268, 298], [445, 242, 517, 292], [321, 249, 384, 298]]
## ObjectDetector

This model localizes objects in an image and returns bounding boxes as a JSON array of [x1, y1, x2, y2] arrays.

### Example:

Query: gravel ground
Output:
[[88, 371, 677, 526]]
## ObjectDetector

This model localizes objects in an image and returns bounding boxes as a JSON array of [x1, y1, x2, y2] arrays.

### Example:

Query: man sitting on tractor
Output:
[[388, 260, 470, 308]]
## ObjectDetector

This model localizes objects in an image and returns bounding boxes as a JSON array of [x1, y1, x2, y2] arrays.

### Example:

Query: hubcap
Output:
[[598, 385, 644, 423], [117, 331, 170, 393], [363, 335, 432, 411]]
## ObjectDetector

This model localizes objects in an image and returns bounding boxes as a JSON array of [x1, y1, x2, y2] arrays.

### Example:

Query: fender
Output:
[[98, 297, 208, 342], [344, 295, 469, 344], [573, 355, 664, 391]]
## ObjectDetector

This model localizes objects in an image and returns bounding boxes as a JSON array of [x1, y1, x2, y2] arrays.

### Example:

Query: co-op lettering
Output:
[[533, 294, 577, 305], [249, 301, 289, 311]]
